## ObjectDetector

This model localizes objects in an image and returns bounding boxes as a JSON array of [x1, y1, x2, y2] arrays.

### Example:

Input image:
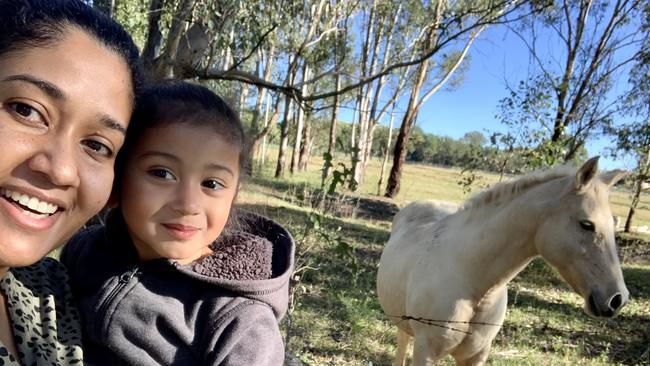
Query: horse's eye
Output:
[[579, 220, 595, 232]]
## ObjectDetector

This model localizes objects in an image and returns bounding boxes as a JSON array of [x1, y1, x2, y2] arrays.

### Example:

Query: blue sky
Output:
[[340, 20, 640, 171]]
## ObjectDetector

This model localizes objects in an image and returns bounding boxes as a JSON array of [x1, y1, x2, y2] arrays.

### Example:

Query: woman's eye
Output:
[[148, 169, 175, 180], [83, 140, 112, 157], [202, 179, 224, 190], [579, 220, 595, 232], [8, 102, 46, 125]]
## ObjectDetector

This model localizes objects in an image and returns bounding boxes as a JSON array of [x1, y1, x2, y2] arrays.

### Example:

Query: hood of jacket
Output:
[[95, 209, 295, 320]]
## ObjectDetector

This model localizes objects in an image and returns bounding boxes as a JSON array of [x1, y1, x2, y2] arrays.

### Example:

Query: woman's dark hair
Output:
[[0, 0, 143, 99], [114, 80, 249, 196]]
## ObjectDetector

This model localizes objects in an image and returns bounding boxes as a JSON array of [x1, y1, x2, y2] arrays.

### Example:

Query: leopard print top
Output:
[[0, 258, 83, 365]]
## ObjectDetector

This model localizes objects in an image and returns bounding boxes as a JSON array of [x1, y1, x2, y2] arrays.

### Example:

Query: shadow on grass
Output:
[[238, 203, 390, 248], [247, 175, 400, 223], [623, 266, 650, 301], [511, 258, 567, 290], [503, 291, 650, 365]]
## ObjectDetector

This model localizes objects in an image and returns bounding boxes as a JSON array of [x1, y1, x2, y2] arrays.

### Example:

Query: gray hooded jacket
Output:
[[60, 211, 294, 366]]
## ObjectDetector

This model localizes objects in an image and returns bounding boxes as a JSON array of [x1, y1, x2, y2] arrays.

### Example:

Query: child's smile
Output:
[[160, 223, 200, 240], [119, 123, 240, 264]]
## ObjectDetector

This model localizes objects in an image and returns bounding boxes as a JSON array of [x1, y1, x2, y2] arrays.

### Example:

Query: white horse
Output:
[[377, 157, 629, 365]]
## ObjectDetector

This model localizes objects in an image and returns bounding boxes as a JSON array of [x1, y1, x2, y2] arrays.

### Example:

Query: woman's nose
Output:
[[27, 138, 80, 188]]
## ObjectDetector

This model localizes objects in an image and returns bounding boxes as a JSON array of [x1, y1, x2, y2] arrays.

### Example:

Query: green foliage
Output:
[[113, 0, 150, 48], [307, 212, 358, 278], [499, 0, 644, 167], [321, 152, 357, 193], [457, 169, 487, 194]]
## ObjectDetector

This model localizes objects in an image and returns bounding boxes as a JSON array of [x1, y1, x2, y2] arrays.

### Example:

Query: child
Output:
[[61, 81, 295, 366]]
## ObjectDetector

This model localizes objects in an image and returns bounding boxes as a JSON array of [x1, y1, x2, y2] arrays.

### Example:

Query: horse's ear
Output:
[[600, 169, 630, 187], [575, 156, 599, 191]]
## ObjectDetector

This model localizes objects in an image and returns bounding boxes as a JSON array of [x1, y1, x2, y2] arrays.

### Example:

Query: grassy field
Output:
[[241, 152, 650, 365]]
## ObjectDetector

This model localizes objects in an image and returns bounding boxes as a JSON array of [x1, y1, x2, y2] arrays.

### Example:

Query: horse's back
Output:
[[392, 199, 459, 234]]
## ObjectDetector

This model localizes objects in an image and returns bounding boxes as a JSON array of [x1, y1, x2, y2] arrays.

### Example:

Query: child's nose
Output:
[[171, 184, 200, 215]]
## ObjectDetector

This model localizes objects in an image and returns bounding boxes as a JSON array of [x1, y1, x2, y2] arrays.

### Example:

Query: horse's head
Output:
[[535, 156, 629, 318]]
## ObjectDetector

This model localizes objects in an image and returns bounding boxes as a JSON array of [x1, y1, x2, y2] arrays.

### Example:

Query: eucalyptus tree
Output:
[[500, 0, 646, 166], [613, 25, 650, 233], [384, 0, 528, 198], [349, 0, 413, 188], [614, 122, 650, 233], [111, 0, 531, 190]]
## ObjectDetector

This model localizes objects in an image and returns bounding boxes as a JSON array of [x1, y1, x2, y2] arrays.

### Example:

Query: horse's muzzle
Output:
[[587, 290, 629, 318]]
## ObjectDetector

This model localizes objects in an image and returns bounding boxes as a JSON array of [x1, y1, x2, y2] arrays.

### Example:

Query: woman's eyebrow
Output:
[[98, 114, 127, 136], [1, 74, 66, 100], [3, 74, 126, 135]]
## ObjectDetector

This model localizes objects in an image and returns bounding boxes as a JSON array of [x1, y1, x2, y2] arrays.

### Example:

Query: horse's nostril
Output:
[[608, 293, 624, 311]]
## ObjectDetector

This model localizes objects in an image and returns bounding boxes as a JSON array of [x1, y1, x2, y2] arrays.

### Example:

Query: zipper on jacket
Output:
[[96, 266, 140, 331]]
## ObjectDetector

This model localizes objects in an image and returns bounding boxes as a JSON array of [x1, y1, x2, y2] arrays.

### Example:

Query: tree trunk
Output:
[[350, 0, 378, 189], [625, 149, 650, 232], [155, 0, 196, 78], [351, 91, 370, 188], [260, 92, 273, 164], [384, 108, 417, 198], [384, 56, 429, 198], [251, 43, 276, 135], [238, 84, 249, 120], [377, 109, 395, 195], [141, 0, 164, 67], [551, 1, 590, 144], [291, 64, 311, 174], [249, 94, 280, 173], [222, 25, 236, 69], [323, 74, 341, 181], [275, 95, 293, 178], [564, 139, 585, 162], [298, 119, 311, 171]]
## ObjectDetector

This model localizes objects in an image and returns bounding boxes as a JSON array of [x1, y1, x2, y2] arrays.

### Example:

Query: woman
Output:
[[0, 0, 142, 363]]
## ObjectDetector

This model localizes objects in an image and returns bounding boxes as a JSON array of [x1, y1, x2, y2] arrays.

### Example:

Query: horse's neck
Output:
[[460, 182, 557, 301]]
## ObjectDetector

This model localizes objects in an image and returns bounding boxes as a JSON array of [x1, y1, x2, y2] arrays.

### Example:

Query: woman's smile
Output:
[[0, 187, 62, 230]]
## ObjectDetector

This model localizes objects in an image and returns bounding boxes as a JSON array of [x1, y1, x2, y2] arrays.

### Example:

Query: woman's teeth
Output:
[[0, 188, 59, 216]]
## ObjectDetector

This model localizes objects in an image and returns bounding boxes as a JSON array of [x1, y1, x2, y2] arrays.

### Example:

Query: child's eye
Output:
[[148, 169, 175, 180], [82, 140, 112, 157], [7, 102, 47, 126], [202, 179, 224, 190]]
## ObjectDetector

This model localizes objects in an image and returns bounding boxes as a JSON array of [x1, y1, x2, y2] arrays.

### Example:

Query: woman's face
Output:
[[0, 28, 133, 269]]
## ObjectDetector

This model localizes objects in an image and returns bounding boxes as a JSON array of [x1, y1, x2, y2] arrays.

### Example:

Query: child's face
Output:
[[119, 124, 240, 264]]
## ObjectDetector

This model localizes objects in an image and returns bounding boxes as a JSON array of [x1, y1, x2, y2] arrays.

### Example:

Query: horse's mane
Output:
[[463, 164, 577, 210]]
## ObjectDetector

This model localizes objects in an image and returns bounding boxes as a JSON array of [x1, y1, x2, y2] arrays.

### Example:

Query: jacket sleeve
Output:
[[204, 301, 285, 366]]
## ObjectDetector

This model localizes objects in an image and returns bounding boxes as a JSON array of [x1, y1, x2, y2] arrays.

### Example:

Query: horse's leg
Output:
[[393, 328, 412, 366], [412, 332, 445, 366], [453, 345, 491, 366], [452, 289, 507, 366]]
